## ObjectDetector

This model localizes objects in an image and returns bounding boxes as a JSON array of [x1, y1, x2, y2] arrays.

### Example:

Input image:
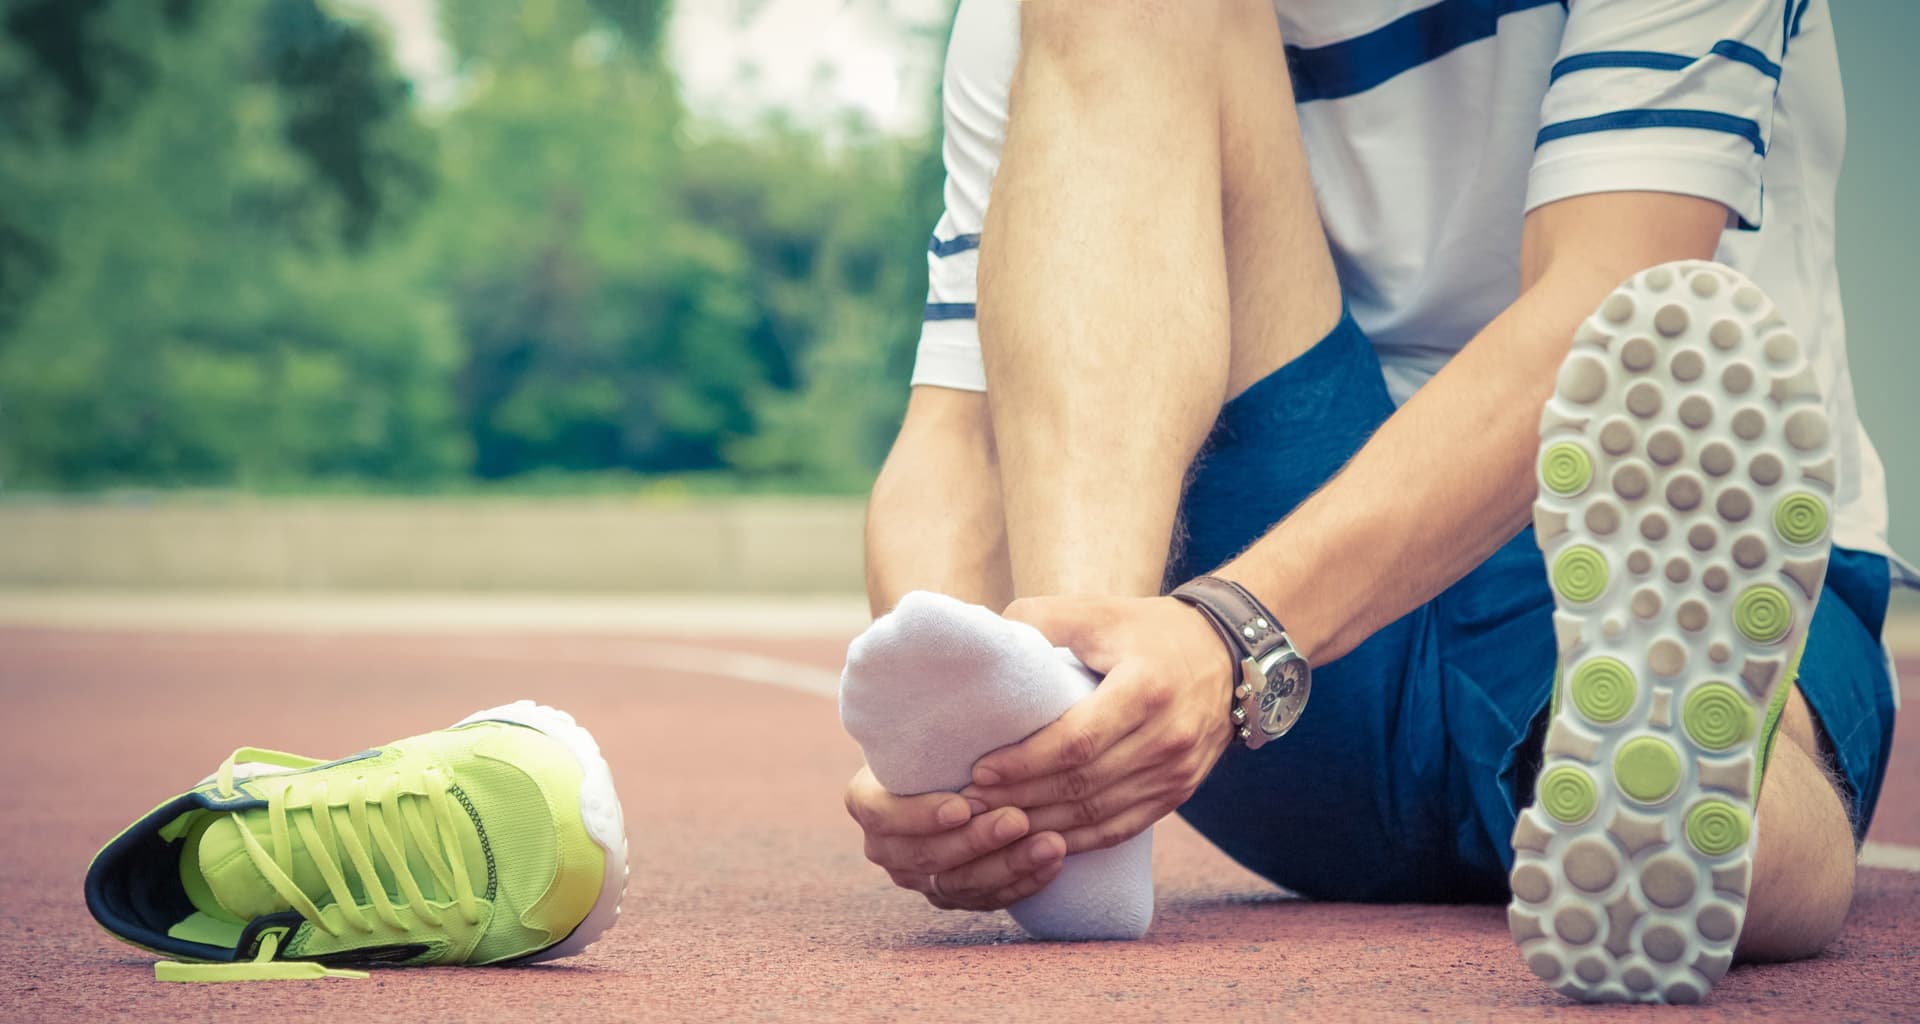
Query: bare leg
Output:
[[1739, 687, 1856, 961], [1216, 0, 1343, 401], [978, 0, 1341, 598]]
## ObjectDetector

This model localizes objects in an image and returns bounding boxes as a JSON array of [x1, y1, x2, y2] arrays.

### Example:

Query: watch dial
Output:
[[1259, 657, 1309, 734]]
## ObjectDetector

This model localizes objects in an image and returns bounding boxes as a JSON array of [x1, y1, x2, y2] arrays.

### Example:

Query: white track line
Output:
[[9, 628, 1915, 872], [451, 639, 844, 700], [1860, 841, 1920, 872]]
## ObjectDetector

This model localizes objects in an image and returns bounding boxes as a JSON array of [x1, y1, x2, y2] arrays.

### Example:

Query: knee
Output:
[[1019, 0, 1225, 92]]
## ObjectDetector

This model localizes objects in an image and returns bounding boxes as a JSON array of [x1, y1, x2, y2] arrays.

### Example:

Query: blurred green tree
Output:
[[436, 0, 938, 486], [0, 0, 459, 486], [0, 0, 943, 492]]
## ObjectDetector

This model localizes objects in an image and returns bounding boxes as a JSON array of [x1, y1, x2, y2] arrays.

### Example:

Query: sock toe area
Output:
[[838, 589, 1155, 940], [1010, 835, 1155, 941]]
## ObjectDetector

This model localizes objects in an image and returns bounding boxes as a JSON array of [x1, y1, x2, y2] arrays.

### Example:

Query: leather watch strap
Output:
[[1169, 576, 1288, 664]]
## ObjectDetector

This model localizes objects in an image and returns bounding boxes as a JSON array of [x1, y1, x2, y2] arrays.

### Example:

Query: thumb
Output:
[[1003, 596, 1118, 672]]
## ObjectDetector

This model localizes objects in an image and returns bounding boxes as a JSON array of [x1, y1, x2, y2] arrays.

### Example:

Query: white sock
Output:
[[839, 590, 1154, 940]]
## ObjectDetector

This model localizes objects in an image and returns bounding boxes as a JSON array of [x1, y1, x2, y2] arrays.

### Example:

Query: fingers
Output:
[[885, 869, 960, 911], [886, 847, 1068, 913], [970, 668, 1148, 787], [1000, 595, 1082, 645], [1017, 761, 1177, 836], [1003, 596, 1120, 672], [1056, 802, 1166, 855], [864, 805, 1032, 876], [963, 725, 1157, 814], [928, 832, 1069, 911], [844, 765, 981, 838]]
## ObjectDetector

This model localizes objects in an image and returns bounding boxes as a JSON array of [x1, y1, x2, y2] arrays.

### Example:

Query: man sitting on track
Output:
[[838, 0, 1911, 1003]]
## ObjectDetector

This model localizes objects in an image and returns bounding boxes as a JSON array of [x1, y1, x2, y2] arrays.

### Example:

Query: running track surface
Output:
[[1, 628, 1913, 1022]]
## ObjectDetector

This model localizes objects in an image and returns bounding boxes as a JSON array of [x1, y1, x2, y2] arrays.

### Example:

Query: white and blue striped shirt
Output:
[[913, 0, 1908, 578]]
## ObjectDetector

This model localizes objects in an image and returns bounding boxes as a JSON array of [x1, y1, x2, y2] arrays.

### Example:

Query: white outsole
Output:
[[1509, 261, 1834, 1004], [455, 700, 631, 962]]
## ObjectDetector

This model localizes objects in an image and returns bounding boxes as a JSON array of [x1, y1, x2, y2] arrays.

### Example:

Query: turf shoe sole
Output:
[[1508, 260, 1833, 1004]]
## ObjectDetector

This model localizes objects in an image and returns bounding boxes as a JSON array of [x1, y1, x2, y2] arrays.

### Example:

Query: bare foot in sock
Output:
[[839, 590, 1154, 940]]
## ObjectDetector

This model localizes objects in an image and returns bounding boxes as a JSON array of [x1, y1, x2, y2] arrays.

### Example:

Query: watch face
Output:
[[1257, 654, 1311, 737]]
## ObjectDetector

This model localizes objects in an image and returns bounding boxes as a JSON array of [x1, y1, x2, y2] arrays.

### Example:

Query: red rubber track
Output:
[[1, 629, 1913, 1022]]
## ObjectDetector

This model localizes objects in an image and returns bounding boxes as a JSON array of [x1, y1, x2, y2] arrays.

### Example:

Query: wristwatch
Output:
[[1169, 576, 1312, 750]]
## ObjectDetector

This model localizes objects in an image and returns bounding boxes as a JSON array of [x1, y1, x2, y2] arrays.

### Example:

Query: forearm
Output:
[[1221, 193, 1727, 663], [1219, 275, 1585, 662], [864, 387, 1013, 616]]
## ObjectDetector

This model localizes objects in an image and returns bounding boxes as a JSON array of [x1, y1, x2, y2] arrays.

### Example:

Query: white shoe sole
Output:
[[1509, 260, 1834, 1003], [456, 700, 631, 962]]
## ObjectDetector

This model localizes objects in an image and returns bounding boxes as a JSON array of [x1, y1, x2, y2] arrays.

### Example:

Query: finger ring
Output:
[[927, 872, 945, 898]]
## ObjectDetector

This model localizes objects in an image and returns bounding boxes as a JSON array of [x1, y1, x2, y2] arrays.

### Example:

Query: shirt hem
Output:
[[910, 319, 987, 392], [1526, 145, 1763, 228]]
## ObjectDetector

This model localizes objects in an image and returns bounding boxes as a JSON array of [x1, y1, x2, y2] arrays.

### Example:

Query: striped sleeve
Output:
[[917, 214, 986, 391], [910, 0, 1018, 393], [1526, 0, 1793, 229]]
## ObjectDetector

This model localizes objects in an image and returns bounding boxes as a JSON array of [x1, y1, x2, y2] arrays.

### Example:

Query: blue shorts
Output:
[[1170, 311, 1897, 902]]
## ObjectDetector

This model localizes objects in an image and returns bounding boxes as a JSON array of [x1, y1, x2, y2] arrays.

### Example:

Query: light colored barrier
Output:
[[0, 496, 868, 592]]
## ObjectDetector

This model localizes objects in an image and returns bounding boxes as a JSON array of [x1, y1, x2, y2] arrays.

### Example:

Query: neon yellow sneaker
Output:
[[1511, 261, 1833, 1003], [85, 701, 628, 981]]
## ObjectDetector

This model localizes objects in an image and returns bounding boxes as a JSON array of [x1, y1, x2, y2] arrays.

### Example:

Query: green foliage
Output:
[[0, 0, 460, 486], [0, 0, 942, 492]]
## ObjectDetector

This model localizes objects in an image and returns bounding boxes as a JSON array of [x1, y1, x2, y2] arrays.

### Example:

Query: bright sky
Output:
[[332, 0, 950, 136]]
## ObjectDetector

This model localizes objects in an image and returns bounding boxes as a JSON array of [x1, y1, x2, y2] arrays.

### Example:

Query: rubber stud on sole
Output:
[[1614, 737, 1682, 804], [1685, 799, 1751, 857], [1566, 653, 1643, 726], [1773, 491, 1828, 546], [1734, 585, 1792, 645], [1541, 442, 1593, 496], [1682, 683, 1753, 751], [1552, 546, 1609, 604], [1569, 657, 1636, 724], [1539, 765, 1599, 824]]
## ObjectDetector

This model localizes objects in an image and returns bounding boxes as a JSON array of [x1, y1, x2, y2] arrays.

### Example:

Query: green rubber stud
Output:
[[1734, 585, 1793, 645], [1614, 737, 1682, 804], [1552, 546, 1609, 605], [1540, 442, 1593, 497], [1570, 657, 1637, 724], [1683, 683, 1753, 751], [1773, 491, 1828, 546], [1685, 799, 1751, 857], [1539, 765, 1599, 824]]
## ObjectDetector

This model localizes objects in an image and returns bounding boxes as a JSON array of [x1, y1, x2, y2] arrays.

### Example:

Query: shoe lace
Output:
[[155, 928, 368, 983], [212, 747, 484, 939]]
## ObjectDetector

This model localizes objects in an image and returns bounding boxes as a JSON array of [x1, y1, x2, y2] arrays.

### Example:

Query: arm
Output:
[[971, 191, 1729, 851], [1224, 191, 1727, 663], [864, 386, 1012, 616]]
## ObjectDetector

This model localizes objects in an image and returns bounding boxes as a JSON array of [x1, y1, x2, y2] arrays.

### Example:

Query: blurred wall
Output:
[[0, 497, 865, 592], [1833, 3, 1919, 560]]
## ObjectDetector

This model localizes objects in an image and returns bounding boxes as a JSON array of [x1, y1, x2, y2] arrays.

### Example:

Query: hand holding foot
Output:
[[839, 591, 1155, 940], [842, 764, 1068, 911], [965, 595, 1239, 851]]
